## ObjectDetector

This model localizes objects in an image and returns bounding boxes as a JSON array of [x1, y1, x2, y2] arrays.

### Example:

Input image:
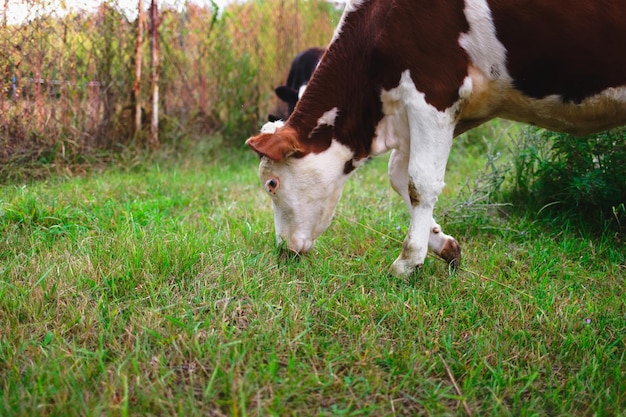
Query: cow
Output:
[[247, 0, 626, 277], [268, 47, 325, 122]]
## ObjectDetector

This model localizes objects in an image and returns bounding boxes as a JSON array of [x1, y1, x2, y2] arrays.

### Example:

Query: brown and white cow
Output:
[[247, 0, 626, 277]]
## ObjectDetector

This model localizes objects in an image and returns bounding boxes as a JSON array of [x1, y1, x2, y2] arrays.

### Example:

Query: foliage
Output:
[[508, 127, 626, 232], [0, 0, 341, 164]]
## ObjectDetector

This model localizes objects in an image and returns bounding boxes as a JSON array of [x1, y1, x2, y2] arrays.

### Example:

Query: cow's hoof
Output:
[[440, 238, 461, 270], [390, 257, 423, 278]]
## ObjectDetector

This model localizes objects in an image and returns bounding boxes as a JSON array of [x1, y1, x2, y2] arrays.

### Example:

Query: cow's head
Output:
[[246, 119, 355, 254], [275, 85, 299, 116]]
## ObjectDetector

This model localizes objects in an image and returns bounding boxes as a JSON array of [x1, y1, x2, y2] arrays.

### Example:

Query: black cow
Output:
[[268, 47, 325, 122]]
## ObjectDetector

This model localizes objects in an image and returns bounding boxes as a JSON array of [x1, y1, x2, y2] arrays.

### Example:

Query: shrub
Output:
[[508, 127, 626, 232]]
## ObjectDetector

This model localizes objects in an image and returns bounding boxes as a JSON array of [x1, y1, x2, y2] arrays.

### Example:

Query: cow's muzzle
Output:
[[277, 235, 314, 254]]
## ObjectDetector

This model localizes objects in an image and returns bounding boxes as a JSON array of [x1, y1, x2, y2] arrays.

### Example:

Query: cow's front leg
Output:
[[388, 108, 459, 277], [389, 149, 461, 274]]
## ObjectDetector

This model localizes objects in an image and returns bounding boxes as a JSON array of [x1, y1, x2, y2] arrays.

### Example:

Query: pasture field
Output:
[[1, 125, 624, 416]]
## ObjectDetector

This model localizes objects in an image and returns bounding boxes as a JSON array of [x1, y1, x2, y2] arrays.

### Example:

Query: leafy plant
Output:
[[508, 127, 626, 231]]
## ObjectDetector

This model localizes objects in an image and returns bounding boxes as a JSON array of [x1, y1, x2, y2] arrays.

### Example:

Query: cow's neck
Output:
[[287, 0, 388, 161], [287, 0, 471, 160]]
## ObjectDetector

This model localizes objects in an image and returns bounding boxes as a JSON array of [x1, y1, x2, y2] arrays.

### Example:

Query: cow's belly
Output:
[[498, 86, 626, 136], [459, 66, 626, 136]]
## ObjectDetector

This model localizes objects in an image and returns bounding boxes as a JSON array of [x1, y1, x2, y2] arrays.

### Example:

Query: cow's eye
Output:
[[265, 177, 280, 194]]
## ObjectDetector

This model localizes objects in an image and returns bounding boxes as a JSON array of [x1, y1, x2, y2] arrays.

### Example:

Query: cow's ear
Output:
[[246, 127, 302, 162], [275, 86, 298, 103]]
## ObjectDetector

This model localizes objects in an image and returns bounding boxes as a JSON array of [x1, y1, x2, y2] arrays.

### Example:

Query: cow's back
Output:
[[457, 0, 626, 136], [488, 0, 626, 102]]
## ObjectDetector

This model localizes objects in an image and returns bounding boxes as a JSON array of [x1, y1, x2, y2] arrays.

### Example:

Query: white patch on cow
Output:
[[603, 86, 626, 103], [493, 86, 626, 136], [458, 76, 473, 102], [258, 139, 355, 254], [371, 86, 410, 155], [344, 0, 367, 12], [261, 120, 284, 133], [365, 69, 471, 276], [459, 0, 511, 82], [374, 73, 473, 156], [317, 107, 339, 127], [376, 71, 475, 222], [401, 70, 457, 199]]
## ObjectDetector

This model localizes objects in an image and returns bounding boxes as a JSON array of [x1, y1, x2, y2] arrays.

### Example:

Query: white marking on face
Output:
[[317, 107, 339, 127], [258, 139, 355, 254], [261, 120, 285, 133]]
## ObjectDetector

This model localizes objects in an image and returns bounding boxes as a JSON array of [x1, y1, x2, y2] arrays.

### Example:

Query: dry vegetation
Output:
[[0, 0, 340, 170]]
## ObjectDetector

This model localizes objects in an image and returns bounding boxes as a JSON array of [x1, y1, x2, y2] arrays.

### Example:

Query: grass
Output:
[[1, 127, 625, 416]]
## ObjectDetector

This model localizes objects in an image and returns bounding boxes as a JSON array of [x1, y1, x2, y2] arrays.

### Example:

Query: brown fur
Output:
[[288, 0, 469, 160], [408, 179, 421, 207], [488, 0, 626, 102], [440, 238, 461, 269]]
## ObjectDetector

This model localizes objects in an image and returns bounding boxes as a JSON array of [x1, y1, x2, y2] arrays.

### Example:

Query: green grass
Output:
[[1, 129, 624, 416]]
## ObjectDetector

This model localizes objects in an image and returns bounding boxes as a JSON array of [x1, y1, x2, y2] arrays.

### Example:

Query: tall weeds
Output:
[[0, 0, 341, 174], [507, 127, 626, 233]]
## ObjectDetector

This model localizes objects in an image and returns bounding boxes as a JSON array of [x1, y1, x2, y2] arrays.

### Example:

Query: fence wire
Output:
[[0, 0, 340, 165]]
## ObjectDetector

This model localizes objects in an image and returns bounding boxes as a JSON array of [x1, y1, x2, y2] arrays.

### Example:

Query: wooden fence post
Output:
[[133, 0, 144, 138], [148, 0, 159, 148]]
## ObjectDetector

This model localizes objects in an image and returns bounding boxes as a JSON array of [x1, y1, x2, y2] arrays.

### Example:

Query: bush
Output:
[[508, 127, 626, 232]]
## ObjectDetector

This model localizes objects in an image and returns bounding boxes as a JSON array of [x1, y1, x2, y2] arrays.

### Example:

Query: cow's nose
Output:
[[277, 234, 313, 254], [295, 238, 314, 254]]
